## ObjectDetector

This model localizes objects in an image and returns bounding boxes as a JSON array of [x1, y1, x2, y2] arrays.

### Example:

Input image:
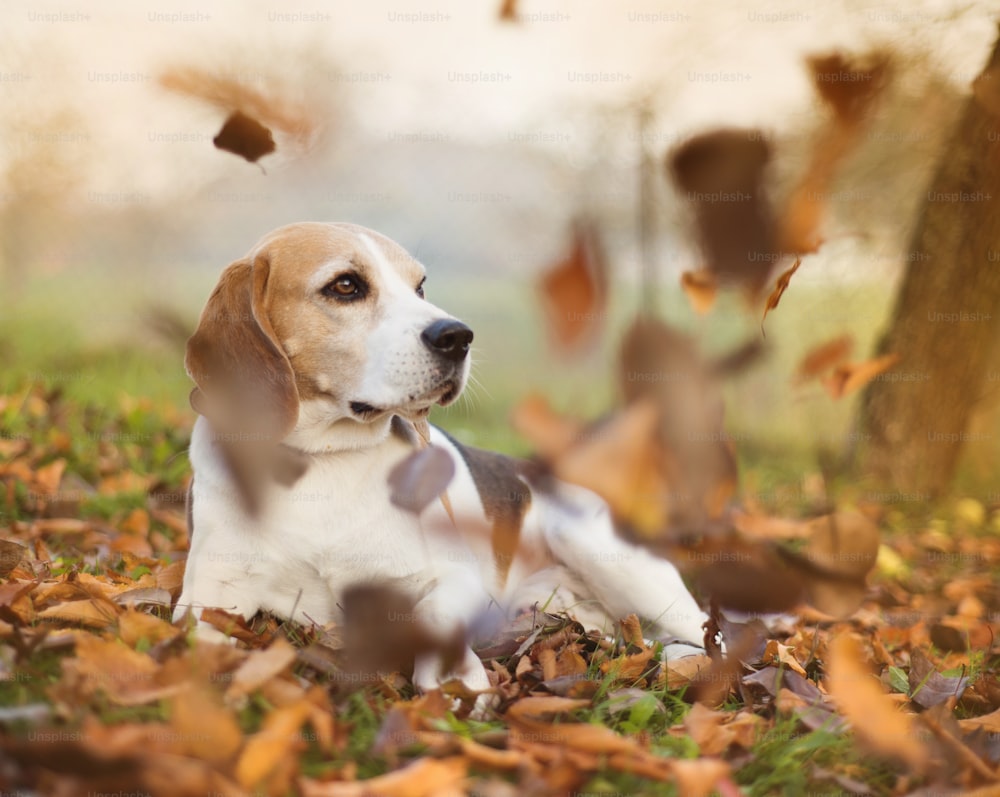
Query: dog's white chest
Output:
[[185, 417, 434, 625]]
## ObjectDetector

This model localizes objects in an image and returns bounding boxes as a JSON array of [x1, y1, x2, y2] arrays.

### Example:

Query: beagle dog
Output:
[[173, 222, 709, 695]]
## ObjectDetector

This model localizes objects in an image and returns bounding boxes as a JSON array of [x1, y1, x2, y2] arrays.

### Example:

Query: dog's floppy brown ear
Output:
[[185, 252, 299, 440]]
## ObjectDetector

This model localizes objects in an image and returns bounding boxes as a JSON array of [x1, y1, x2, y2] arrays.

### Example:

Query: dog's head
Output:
[[186, 222, 472, 449]]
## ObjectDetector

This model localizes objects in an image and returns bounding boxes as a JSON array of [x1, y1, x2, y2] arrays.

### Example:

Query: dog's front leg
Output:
[[173, 525, 263, 642], [409, 566, 493, 712]]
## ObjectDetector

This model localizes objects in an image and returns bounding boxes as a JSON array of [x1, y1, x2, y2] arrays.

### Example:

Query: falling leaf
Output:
[[340, 584, 465, 683], [776, 511, 879, 619], [822, 353, 900, 398], [510, 393, 585, 458], [808, 52, 891, 127], [680, 270, 719, 315], [617, 316, 738, 535], [778, 51, 890, 254], [669, 128, 777, 298], [159, 66, 318, 159], [213, 111, 276, 163], [538, 219, 607, 350], [499, 0, 519, 21], [388, 445, 456, 514], [693, 539, 806, 614], [794, 335, 854, 382], [760, 257, 801, 330], [825, 633, 926, 771]]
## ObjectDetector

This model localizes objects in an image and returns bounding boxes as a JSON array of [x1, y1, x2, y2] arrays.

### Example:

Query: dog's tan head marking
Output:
[[187, 222, 472, 451]]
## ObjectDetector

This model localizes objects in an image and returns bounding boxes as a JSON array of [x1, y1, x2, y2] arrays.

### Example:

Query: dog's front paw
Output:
[[413, 647, 494, 718]]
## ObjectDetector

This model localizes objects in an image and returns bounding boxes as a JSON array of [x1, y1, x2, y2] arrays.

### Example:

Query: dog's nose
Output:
[[421, 319, 473, 362]]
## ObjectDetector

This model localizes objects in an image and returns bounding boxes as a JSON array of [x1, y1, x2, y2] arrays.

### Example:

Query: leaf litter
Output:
[[2, 47, 1000, 797]]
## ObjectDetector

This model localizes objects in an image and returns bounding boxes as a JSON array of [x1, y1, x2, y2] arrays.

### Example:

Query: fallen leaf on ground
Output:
[[825, 632, 926, 772]]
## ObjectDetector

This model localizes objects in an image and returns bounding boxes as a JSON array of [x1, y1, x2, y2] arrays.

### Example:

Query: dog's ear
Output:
[[185, 252, 299, 440]]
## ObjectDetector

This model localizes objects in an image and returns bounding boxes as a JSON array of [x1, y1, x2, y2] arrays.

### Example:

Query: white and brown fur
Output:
[[173, 222, 708, 695]]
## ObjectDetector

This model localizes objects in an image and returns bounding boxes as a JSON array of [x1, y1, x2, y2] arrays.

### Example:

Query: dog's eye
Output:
[[322, 274, 366, 301], [416, 278, 425, 299]]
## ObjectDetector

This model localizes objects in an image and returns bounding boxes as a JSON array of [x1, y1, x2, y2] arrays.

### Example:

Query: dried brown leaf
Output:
[[538, 219, 607, 349], [760, 257, 801, 330], [225, 637, 298, 702], [213, 110, 276, 163], [822, 353, 900, 399], [170, 686, 243, 765], [300, 757, 468, 797], [510, 393, 585, 459], [669, 128, 777, 297], [680, 270, 718, 315], [794, 335, 854, 382], [779, 51, 890, 254], [388, 445, 456, 514], [825, 633, 926, 771], [236, 698, 311, 788], [0, 540, 28, 578]]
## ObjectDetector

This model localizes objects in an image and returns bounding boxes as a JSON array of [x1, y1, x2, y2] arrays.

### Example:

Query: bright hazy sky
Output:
[[2, 0, 994, 200]]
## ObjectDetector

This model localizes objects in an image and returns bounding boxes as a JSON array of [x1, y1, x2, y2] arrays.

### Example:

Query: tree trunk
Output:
[[858, 34, 1000, 498]]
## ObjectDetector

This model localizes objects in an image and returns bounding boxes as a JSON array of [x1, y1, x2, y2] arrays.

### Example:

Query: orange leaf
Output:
[[760, 257, 801, 330], [119, 508, 150, 536], [538, 219, 606, 349], [680, 270, 718, 315], [63, 634, 163, 704], [32, 458, 66, 497], [779, 51, 890, 254], [506, 696, 592, 721], [498, 0, 519, 21], [510, 394, 585, 459], [670, 758, 732, 797], [117, 609, 182, 648], [38, 599, 119, 629], [225, 637, 298, 702], [170, 685, 243, 765], [822, 352, 900, 398], [551, 399, 668, 536], [794, 335, 853, 382], [300, 756, 467, 797], [236, 699, 312, 788], [825, 632, 926, 771]]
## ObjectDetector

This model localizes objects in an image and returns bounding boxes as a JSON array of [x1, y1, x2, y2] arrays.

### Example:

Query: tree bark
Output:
[[858, 33, 1000, 497]]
